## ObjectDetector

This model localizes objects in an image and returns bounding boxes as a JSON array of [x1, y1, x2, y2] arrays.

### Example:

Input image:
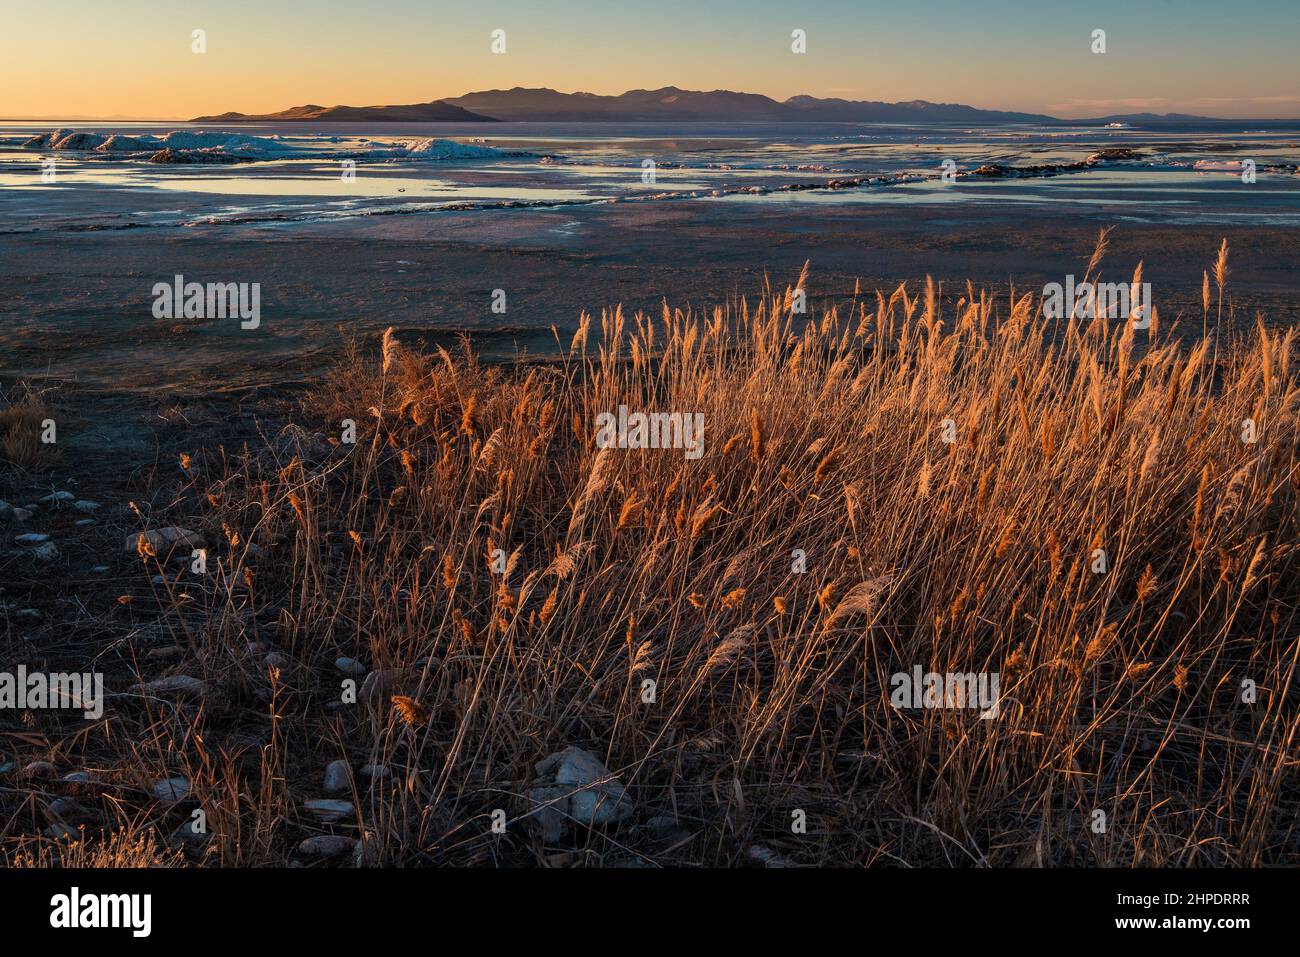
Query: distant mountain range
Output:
[[189, 87, 1288, 126], [190, 101, 494, 123]]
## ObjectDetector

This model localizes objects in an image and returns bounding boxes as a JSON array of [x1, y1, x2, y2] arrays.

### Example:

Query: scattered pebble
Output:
[[124, 527, 205, 555], [173, 817, 209, 846], [527, 746, 632, 842], [15, 532, 50, 544], [44, 796, 89, 823], [297, 835, 358, 859], [21, 760, 57, 780], [335, 657, 366, 676], [152, 777, 191, 803], [73, 500, 100, 513], [91, 565, 110, 573], [265, 652, 291, 670], [74, 518, 96, 527], [323, 760, 351, 794], [39, 491, 75, 505], [31, 541, 60, 562], [304, 798, 355, 822]]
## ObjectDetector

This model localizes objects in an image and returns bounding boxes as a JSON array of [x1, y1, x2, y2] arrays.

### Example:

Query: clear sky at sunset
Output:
[[4, 0, 1298, 119]]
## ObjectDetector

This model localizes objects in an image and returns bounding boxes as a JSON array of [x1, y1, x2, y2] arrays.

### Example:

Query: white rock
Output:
[[152, 777, 190, 803], [39, 491, 75, 505], [130, 674, 207, 698], [528, 746, 632, 842], [304, 798, 355, 822], [323, 760, 351, 794]]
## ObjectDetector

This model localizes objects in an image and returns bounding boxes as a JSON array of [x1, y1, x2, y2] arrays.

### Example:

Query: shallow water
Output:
[[3, 120, 1298, 231], [2, 120, 1299, 393]]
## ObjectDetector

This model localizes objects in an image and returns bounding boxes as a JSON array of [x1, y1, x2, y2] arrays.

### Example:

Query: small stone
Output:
[[297, 835, 358, 859], [150, 575, 167, 585], [75, 519, 96, 527], [359, 668, 406, 708], [91, 565, 110, 573], [15, 608, 41, 621], [62, 770, 105, 795], [73, 500, 100, 513], [15, 532, 50, 544], [359, 764, 391, 782], [265, 652, 291, 670], [31, 541, 60, 562], [644, 814, 679, 836], [124, 527, 205, 555], [304, 798, 355, 822], [152, 777, 190, 803], [44, 796, 89, 822], [22, 760, 57, 780], [323, 760, 351, 794], [527, 746, 632, 842], [130, 674, 207, 699], [45, 823, 79, 840], [146, 646, 184, 661], [13, 508, 33, 521], [335, 657, 366, 676], [39, 491, 76, 505], [173, 817, 209, 846]]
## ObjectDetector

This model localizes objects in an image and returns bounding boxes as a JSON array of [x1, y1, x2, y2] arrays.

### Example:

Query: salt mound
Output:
[[155, 131, 301, 155], [23, 130, 108, 150], [95, 134, 161, 152], [402, 138, 512, 160]]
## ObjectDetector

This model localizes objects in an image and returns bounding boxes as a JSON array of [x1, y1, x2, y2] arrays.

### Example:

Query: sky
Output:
[[3, 0, 1298, 119]]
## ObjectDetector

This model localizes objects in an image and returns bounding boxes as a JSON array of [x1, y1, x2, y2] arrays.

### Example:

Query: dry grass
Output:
[[0, 386, 61, 471], [3, 249, 1298, 867]]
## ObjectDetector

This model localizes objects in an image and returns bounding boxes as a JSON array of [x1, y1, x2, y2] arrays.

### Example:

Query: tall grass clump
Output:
[[8, 251, 1297, 868]]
